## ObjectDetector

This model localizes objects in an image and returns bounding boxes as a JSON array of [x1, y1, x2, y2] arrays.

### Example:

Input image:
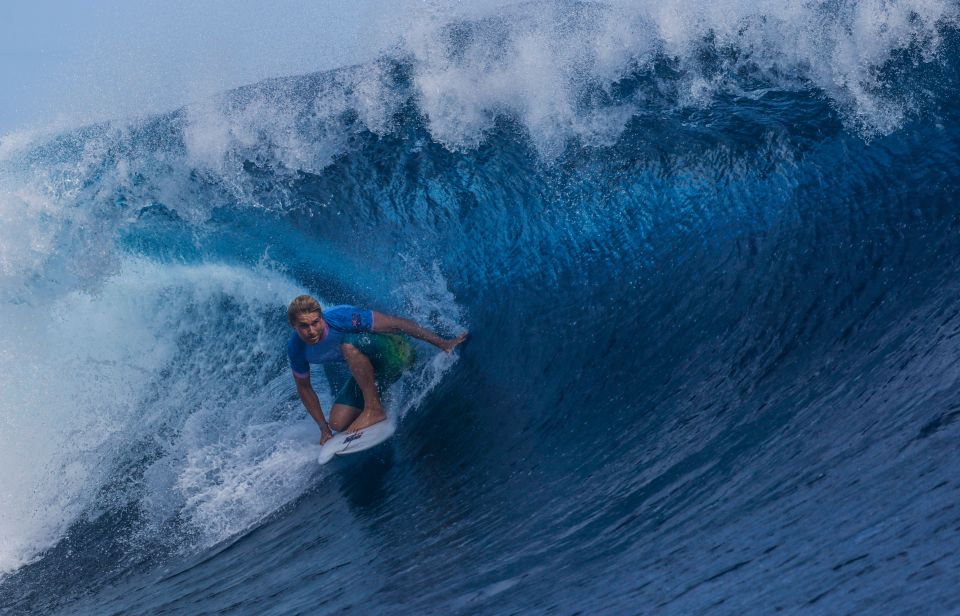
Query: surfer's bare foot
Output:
[[347, 407, 386, 432]]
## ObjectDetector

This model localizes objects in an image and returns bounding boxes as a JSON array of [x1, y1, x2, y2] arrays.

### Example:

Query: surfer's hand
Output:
[[320, 430, 334, 445], [440, 332, 469, 353]]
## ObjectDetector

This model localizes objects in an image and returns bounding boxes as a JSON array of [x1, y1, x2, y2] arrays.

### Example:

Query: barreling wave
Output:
[[2, 2, 960, 614]]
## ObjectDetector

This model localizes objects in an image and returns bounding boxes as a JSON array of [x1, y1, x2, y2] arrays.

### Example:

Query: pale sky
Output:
[[0, 0, 405, 135]]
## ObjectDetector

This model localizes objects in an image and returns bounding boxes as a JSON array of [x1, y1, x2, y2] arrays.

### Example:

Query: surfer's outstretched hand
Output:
[[320, 430, 334, 446], [440, 332, 469, 353]]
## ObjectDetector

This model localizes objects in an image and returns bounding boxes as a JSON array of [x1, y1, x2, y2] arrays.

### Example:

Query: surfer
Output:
[[287, 295, 467, 444]]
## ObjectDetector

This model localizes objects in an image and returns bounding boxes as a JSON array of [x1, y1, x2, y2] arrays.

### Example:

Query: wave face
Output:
[[2, 2, 960, 614]]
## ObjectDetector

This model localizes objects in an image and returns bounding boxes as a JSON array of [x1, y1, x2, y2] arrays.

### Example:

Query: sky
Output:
[[0, 0, 404, 136]]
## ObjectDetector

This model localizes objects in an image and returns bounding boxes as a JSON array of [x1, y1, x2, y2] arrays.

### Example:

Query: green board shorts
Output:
[[333, 333, 417, 409]]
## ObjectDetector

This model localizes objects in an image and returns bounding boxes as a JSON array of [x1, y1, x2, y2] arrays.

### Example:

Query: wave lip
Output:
[[403, 0, 960, 154]]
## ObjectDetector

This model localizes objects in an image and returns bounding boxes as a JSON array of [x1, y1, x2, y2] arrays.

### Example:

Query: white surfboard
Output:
[[317, 420, 396, 464]]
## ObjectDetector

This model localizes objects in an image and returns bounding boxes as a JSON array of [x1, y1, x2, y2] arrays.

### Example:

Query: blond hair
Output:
[[287, 295, 322, 324]]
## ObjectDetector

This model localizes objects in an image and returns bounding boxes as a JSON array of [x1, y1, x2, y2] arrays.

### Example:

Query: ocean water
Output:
[[2, 2, 960, 614]]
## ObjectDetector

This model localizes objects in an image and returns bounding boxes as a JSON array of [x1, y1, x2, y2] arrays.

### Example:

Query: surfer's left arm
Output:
[[371, 311, 468, 352]]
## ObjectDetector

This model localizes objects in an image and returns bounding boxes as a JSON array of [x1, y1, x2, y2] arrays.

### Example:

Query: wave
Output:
[[2, 1, 960, 613]]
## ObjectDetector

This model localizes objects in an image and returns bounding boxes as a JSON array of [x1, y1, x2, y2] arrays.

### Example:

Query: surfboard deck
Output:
[[317, 420, 396, 464]]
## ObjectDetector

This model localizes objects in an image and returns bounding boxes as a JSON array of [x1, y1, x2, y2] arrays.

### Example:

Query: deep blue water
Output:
[[2, 4, 960, 614]]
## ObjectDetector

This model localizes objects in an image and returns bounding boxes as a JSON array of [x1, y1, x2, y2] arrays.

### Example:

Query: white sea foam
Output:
[[407, 0, 957, 150], [183, 60, 404, 179], [168, 0, 960, 173], [0, 259, 301, 572], [0, 251, 465, 573], [5, 1, 957, 161], [388, 258, 468, 419]]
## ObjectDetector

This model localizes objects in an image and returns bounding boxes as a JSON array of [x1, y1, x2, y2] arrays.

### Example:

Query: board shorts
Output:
[[333, 333, 417, 409]]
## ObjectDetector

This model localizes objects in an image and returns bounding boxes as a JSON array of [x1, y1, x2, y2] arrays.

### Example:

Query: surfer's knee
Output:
[[329, 403, 361, 431]]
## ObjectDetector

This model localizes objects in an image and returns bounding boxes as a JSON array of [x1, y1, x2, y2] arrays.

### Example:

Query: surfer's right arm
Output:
[[294, 374, 334, 445]]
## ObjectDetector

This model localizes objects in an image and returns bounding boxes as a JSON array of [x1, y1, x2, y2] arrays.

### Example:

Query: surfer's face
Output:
[[293, 311, 325, 345]]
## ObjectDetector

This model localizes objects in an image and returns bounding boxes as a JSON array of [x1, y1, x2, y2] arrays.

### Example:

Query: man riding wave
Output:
[[286, 295, 468, 444]]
